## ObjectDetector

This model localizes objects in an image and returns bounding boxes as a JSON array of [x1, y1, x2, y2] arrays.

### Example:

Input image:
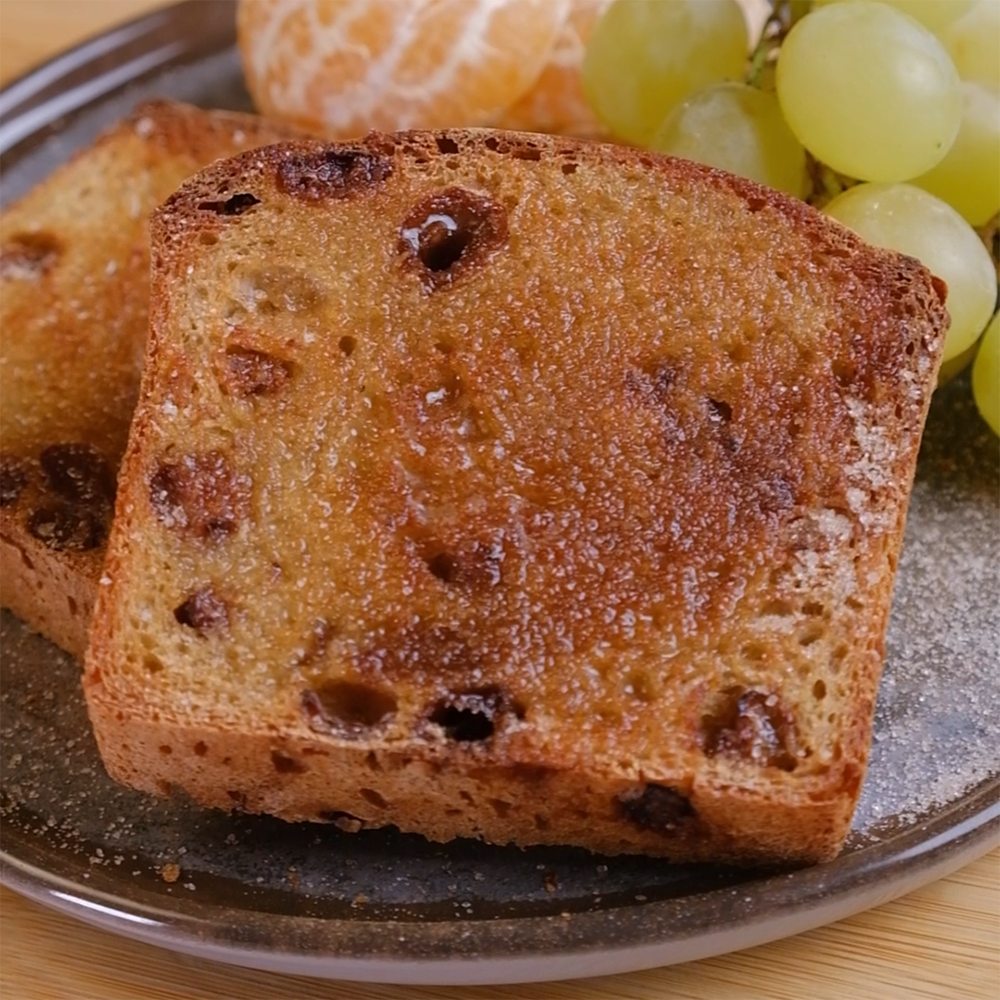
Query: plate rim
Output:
[[3, 779, 997, 984]]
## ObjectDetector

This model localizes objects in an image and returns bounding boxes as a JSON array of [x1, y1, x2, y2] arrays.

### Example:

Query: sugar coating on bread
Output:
[[0, 101, 306, 658], [85, 130, 947, 864]]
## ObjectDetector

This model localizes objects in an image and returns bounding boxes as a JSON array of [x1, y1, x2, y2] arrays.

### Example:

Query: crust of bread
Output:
[[85, 129, 948, 863], [0, 101, 306, 659]]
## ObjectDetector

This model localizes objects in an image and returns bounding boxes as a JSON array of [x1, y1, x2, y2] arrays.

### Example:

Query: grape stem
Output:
[[745, 0, 809, 89], [805, 152, 857, 209]]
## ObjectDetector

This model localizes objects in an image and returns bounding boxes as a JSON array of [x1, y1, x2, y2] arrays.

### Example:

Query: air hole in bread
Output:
[[217, 345, 294, 397], [271, 750, 307, 774], [616, 784, 694, 832], [276, 148, 392, 201], [159, 744, 173, 755], [198, 192, 261, 216], [436, 136, 460, 155], [148, 451, 251, 541], [144, 654, 164, 674], [426, 551, 457, 583], [746, 195, 767, 213], [707, 399, 732, 424], [193, 741, 208, 756], [459, 790, 474, 804], [561, 162, 578, 175], [534, 814, 550, 830], [798, 624, 825, 646], [302, 679, 398, 732], [319, 810, 363, 832], [802, 601, 826, 617], [701, 687, 798, 771], [360, 787, 388, 809], [399, 187, 508, 291], [339, 335, 356, 357], [813, 679, 827, 700], [428, 686, 522, 742], [364, 752, 382, 773], [511, 147, 542, 162], [420, 540, 503, 586], [741, 642, 765, 662], [174, 586, 229, 634], [199, 231, 219, 246], [27, 504, 103, 551], [489, 798, 513, 818], [0, 457, 28, 506], [430, 701, 494, 741], [0, 231, 61, 279], [40, 443, 114, 503]]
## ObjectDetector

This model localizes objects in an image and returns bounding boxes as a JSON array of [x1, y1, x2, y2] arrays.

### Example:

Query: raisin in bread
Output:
[[84, 131, 948, 864], [0, 101, 305, 659]]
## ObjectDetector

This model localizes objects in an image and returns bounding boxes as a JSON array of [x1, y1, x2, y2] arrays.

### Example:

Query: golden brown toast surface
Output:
[[0, 101, 304, 658], [86, 131, 947, 864]]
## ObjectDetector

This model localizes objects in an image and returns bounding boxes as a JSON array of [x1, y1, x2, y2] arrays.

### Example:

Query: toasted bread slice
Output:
[[85, 131, 947, 864], [0, 101, 304, 659]]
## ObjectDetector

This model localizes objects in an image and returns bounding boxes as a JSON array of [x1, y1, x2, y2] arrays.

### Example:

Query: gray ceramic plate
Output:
[[1, 1, 997, 985]]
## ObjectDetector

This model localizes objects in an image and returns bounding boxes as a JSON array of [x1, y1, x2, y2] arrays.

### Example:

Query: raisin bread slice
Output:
[[0, 101, 305, 659], [85, 131, 947, 864]]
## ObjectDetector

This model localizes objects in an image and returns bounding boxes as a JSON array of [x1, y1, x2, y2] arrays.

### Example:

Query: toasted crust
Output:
[[85, 130, 948, 864], [0, 101, 306, 658]]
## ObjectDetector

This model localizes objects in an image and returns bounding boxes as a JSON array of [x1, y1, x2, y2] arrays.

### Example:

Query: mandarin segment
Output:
[[496, 0, 612, 138], [238, 0, 570, 138]]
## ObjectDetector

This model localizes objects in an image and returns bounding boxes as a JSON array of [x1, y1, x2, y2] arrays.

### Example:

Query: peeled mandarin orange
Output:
[[497, 0, 611, 137], [237, 0, 571, 138]]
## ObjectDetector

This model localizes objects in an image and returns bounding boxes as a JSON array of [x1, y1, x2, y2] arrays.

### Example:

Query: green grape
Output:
[[913, 82, 1000, 226], [812, 0, 973, 32], [941, 0, 1000, 88], [824, 184, 996, 363], [776, 2, 961, 182], [582, 0, 749, 146], [972, 312, 1000, 436], [650, 83, 808, 197]]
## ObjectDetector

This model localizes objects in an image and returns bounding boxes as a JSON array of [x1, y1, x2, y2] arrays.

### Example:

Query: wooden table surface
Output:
[[0, 3, 997, 998]]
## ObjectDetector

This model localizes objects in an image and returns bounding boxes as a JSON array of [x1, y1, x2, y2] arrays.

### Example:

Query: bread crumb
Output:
[[160, 862, 180, 883]]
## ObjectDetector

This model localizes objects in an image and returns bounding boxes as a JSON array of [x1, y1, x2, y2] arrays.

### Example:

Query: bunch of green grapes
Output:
[[582, 0, 999, 435]]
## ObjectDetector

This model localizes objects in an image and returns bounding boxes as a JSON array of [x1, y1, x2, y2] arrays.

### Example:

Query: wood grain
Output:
[[0, 3, 997, 999]]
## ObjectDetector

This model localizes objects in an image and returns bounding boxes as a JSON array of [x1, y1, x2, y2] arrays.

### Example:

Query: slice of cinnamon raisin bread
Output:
[[0, 101, 305, 659], [85, 131, 947, 864]]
